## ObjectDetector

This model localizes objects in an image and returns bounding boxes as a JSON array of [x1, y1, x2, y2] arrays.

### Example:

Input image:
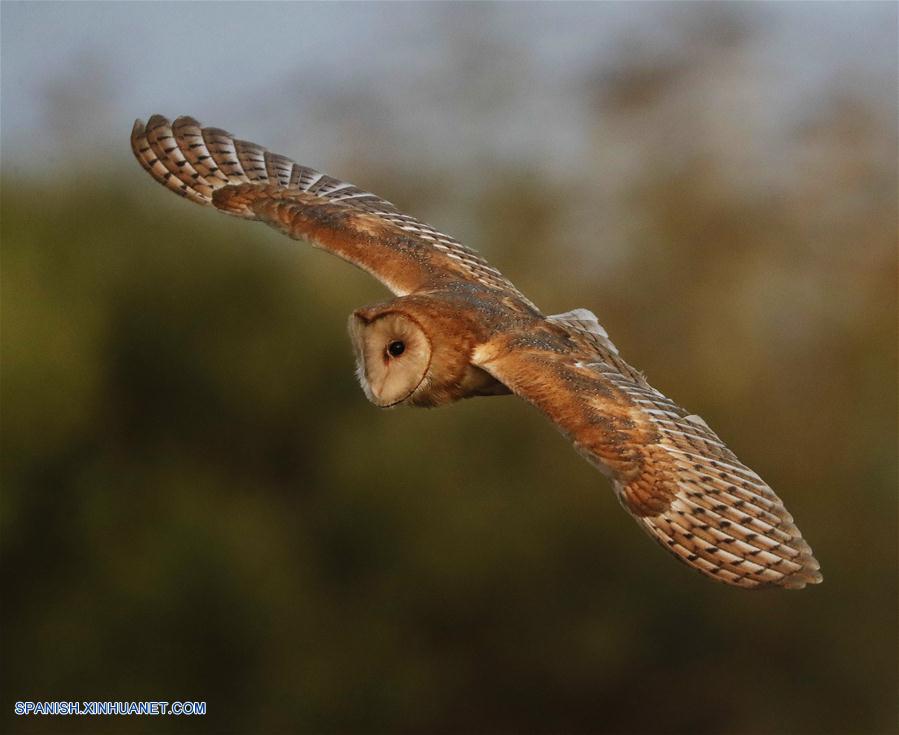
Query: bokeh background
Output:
[[2, 3, 896, 734]]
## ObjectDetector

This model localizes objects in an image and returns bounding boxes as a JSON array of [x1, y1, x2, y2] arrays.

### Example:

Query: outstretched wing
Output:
[[131, 115, 535, 306], [474, 316, 822, 590]]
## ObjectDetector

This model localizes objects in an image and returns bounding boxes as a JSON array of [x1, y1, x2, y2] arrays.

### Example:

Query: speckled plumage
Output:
[[131, 115, 822, 590]]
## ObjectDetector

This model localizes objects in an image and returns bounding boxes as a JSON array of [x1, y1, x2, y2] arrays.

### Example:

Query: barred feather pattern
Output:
[[478, 318, 823, 590], [605, 370, 820, 590], [131, 115, 535, 307], [547, 308, 621, 356]]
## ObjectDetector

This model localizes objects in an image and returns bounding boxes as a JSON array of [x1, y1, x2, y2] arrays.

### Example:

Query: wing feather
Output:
[[475, 319, 822, 590], [131, 115, 536, 306]]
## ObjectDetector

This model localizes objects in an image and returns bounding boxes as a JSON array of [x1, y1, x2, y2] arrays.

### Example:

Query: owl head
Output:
[[349, 306, 433, 407]]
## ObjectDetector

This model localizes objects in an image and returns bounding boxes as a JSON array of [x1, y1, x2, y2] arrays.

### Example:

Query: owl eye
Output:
[[387, 340, 406, 357]]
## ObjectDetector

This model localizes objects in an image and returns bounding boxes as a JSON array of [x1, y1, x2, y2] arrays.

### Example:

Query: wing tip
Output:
[[145, 113, 171, 131], [130, 112, 222, 206], [172, 114, 202, 130], [632, 492, 825, 590], [782, 565, 824, 589]]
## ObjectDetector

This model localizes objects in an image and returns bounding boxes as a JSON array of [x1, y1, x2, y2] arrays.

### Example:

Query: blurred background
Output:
[[2, 2, 896, 734]]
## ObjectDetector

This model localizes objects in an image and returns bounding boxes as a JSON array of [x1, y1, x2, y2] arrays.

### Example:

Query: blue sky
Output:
[[2, 2, 895, 178]]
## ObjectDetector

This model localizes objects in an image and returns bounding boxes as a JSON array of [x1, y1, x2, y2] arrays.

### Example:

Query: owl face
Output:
[[349, 309, 432, 407]]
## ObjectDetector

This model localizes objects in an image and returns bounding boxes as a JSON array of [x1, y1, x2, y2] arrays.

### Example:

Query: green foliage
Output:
[[2, 152, 895, 734]]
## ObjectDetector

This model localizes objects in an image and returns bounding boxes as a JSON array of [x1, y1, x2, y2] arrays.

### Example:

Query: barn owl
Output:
[[131, 114, 822, 590]]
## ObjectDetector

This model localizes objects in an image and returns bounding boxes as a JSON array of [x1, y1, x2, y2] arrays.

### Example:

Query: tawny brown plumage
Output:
[[131, 114, 823, 590]]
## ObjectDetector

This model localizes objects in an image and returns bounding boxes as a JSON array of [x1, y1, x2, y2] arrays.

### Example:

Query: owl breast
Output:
[[410, 362, 510, 408]]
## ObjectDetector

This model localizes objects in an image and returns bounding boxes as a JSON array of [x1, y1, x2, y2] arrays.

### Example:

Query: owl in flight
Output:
[[131, 114, 822, 590]]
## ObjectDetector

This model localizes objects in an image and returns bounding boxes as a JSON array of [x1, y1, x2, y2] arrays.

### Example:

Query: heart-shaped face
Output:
[[348, 310, 432, 407]]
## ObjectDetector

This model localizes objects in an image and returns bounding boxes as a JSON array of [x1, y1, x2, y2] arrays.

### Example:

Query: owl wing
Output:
[[131, 115, 536, 306], [474, 313, 822, 590]]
